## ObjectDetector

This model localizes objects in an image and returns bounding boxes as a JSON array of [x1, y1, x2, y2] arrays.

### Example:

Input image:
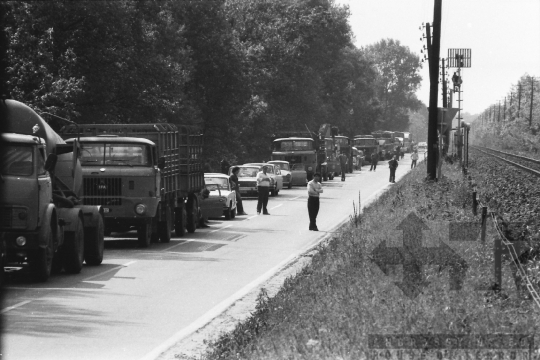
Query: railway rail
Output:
[[471, 145, 540, 177]]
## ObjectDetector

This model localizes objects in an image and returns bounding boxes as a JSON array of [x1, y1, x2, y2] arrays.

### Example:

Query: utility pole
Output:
[[530, 77, 535, 128], [442, 58, 447, 108], [503, 97, 506, 122], [518, 82, 522, 118], [426, 0, 442, 180], [509, 92, 513, 121], [498, 101, 501, 122]]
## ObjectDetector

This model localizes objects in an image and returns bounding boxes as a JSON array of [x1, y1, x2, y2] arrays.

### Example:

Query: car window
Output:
[[204, 177, 230, 190], [238, 167, 259, 177]]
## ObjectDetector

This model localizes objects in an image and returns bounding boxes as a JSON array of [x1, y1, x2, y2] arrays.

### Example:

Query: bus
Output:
[[353, 135, 378, 164], [271, 137, 319, 183]]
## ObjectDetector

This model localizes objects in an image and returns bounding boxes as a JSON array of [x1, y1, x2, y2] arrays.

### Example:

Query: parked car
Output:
[[199, 178, 226, 222], [243, 163, 283, 196], [228, 165, 264, 197], [267, 160, 292, 189], [290, 163, 308, 186], [203, 173, 237, 219], [418, 142, 427, 152]]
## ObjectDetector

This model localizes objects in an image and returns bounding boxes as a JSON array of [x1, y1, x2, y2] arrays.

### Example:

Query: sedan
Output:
[[243, 163, 283, 196], [204, 173, 237, 219], [267, 160, 292, 189]]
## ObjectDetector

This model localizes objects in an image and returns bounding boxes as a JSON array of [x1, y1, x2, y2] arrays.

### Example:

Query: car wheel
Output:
[[287, 181, 292, 189], [224, 204, 232, 220], [231, 206, 236, 219]]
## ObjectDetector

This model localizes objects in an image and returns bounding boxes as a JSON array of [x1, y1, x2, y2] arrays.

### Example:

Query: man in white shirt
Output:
[[307, 173, 323, 231], [256, 166, 271, 215]]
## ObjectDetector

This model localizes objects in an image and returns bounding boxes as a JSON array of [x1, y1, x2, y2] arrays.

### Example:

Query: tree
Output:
[[363, 39, 423, 131]]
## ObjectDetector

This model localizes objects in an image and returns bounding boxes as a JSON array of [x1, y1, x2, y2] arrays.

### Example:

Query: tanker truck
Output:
[[0, 99, 104, 282]]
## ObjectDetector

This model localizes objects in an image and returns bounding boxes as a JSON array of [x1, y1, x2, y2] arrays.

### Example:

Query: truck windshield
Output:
[[273, 140, 313, 151], [80, 143, 152, 166], [1, 145, 34, 176]]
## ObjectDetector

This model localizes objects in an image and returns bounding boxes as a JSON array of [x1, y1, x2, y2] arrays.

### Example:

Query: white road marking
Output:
[[270, 204, 283, 210], [1, 300, 32, 314], [162, 240, 194, 252], [3, 287, 103, 292], [83, 260, 137, 282], [289, 196, 301, 201], [245, 215, 258, 220], [209, 225, 232, 233]]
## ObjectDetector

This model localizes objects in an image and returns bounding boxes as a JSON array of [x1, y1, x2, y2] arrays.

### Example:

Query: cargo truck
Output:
[[59, 123, 205, 247], [0, 100, 104, 282]]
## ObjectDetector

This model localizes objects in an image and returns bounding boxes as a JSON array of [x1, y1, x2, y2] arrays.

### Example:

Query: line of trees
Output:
[[473, 74, 539, 152], [1, 0, 423, 170]]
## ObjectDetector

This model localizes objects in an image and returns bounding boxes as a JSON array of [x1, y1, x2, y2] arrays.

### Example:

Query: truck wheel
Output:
[[158, 207, 172, 243], [175, 207, 187, 237], [186, 197, 198, 233], [224, 204, 232, 220], [63, 216, 84, 274], [29, 227, 54, 282], [137, 222, 152, 248], [84, 214, 104, 266]]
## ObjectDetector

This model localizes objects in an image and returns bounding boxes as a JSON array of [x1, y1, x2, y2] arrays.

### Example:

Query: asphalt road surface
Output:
[[1, 154, 420, 360]]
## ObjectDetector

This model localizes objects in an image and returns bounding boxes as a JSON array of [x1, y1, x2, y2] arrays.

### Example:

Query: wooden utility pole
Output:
[[427, 0, 442, 180], [530, 77, 535, 127], [509, 92, 513, 120], [503, 97, 506, 122], [518, 82, 522, 118], [442, 58, 447, 108]]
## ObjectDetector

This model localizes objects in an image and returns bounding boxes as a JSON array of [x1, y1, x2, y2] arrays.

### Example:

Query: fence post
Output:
[[480, 207, 487, 243], [494, 239, 502, 288], [472, 191, 478, 216]]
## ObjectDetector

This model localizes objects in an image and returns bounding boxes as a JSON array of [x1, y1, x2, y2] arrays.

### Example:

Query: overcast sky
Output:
[[335, 0, 540, 115]]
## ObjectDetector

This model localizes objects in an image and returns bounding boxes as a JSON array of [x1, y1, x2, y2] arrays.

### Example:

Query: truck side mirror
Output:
[[158, 157, 165, 170], [44, 154, 58, 172]]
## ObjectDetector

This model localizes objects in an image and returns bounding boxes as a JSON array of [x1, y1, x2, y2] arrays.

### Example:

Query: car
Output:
[[417, 142, 427, 152], [243, 163, 283, 196], [267, 160, 292, 189], [203, 173, 237, 219], [228, 165, 264, 196]]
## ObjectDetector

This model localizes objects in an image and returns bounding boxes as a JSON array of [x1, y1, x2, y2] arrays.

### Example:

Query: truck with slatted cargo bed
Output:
[[60, 124, 206, 247], [1, 99, 104, 282]]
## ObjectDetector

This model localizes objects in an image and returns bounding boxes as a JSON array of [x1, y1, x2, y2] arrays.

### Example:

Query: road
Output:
[[1, 155, 419, 360]]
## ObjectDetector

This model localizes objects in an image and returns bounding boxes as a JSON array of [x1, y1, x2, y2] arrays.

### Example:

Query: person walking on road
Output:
[[411, 150, 419, 169], [256, 166, 271, 215], [229, 166, 247, 215], [307, 173, 323, 231], [388, 155, 399, 183], [369, 152, 378, 171], [338, 151, 348, 181]]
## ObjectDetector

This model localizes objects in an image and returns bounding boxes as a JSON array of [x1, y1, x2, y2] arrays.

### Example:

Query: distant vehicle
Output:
[[418, 142, 427, 152], [271, 137, 318, 182], [290, 163, 309, 186], [353, 135, 378, 164], [203, 173, 237, 220], [267, 160, 292, 189], [394, 132, 412, 152], [243, 163, 283, 196]]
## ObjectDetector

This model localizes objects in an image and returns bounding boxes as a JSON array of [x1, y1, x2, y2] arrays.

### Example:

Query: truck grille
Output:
[[82, 177, 122, 206], [0, 206, 28, 229]]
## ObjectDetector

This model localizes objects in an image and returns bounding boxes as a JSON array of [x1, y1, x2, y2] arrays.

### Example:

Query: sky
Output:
[[335, 0, 540, 115]]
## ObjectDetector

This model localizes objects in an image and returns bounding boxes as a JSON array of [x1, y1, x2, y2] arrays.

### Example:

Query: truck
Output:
[[0, 99, 104, 281], [59, 123, 205, 247]]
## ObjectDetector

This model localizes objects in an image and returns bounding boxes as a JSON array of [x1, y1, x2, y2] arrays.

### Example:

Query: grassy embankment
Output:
[[203, 160, 540, 359]]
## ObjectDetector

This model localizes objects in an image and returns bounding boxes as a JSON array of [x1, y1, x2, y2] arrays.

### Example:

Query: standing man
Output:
[[369, 152, 378, 171], [338, 151, 348, 181], [229, 166, 247, 215], [388, 155, 399, 183], [307, 172, 323, 231], [256, 166, 271, 215], [411, 150, 419, 169]]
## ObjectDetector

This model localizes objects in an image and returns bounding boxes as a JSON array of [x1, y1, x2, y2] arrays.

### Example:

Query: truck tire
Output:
[[29, 226, 54, 282], [158, 206, 172, 243], [137, 221, 152, 248], [84, 214, 104, 266], [63, 216, 84, 274], [186, 197, 198, 233], [174, 207, 187, 237]]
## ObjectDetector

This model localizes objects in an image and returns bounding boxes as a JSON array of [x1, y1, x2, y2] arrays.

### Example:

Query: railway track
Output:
[[471, 145, 540, 177]]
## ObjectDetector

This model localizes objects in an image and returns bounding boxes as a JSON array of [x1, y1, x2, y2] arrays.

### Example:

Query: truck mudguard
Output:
[[56, 208, 83, 233], [38, 204, 58, 249], [78, 205, 104, 228]]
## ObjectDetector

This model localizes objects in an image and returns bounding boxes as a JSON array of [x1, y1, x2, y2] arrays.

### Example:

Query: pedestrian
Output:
[[400, 149, 405, 160], [307, 172, 323, 231], [338, 151, 348, 181], [369, 152, 378, 171], [229, 166, 247, 215], [388, 155, 398, 183], [411, 150, 419, 169], [256, 165, 271, 215]]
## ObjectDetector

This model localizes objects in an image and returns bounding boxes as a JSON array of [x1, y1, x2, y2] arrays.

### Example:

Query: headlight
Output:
[[135, 204, 147, 215], [16, 236, 27, 246]]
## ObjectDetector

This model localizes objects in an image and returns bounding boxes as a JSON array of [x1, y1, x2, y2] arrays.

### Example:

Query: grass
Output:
[[202, 160, 540, 360]]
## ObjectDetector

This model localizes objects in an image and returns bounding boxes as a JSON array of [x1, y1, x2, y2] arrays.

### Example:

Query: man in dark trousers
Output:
[[256, 166, 271, 215], [338, 151, 348, 181], [388, 155, 399, 183], [369, 152, 378, 171], [229, 166, 247, 215], [307, 173, 323, 231]]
